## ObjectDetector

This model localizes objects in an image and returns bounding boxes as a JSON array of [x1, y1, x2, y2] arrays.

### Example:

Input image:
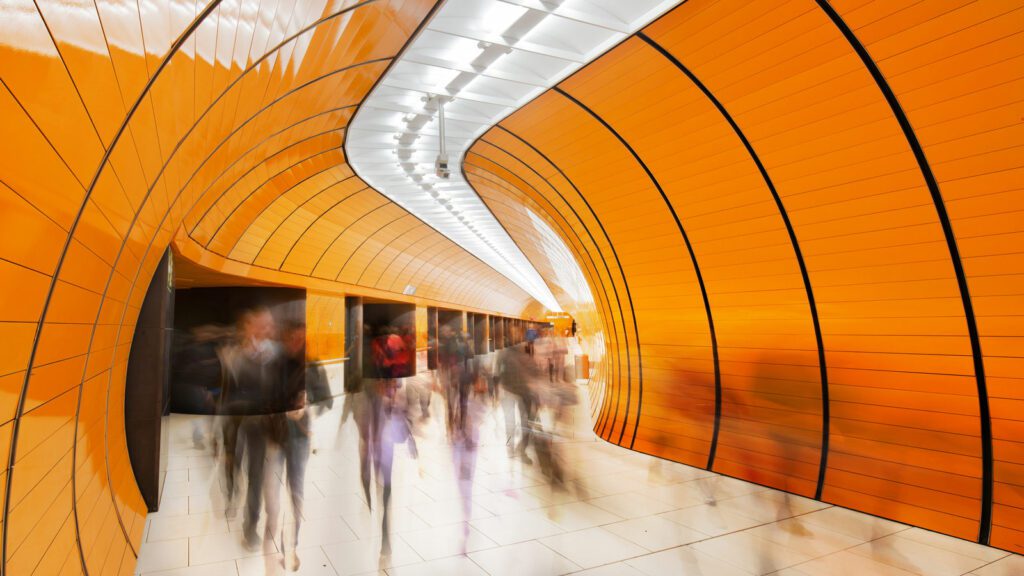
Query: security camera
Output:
[[435, 152, 450, 179]]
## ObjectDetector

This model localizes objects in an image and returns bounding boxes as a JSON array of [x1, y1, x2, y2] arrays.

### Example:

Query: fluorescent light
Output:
[[347, 0, 680, 312]]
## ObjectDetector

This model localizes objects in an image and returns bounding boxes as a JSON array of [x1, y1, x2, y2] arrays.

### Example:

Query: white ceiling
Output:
[[347, 0, 681, 312]]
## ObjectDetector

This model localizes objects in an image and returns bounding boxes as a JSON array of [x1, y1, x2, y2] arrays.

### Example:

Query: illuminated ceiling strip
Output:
[[347, 0, 681, 312]]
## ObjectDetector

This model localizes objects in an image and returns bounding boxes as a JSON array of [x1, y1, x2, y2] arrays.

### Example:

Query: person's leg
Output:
[[357, 392, 374, 508], [517, 393, 533, 456], [378, 433, 395, 556], [284, 430, 309, 569], [242, 417, 267, 548], [262, 440, 283, 555], [502, 392, 517, 455], [221, 415, 241, 502]]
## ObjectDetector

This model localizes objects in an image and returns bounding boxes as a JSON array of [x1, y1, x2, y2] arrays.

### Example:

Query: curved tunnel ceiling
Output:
[[346, 0, 681, 312]]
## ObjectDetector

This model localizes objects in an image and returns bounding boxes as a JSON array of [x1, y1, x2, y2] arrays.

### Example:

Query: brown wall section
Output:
[[466, 0, 1022, 552]]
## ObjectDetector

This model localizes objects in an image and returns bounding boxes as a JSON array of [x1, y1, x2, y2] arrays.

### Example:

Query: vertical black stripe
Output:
[[467, 133, 632, 439], [462, 156, 624, 436], [815, 0, 992, 544], [554, 86, 718, 451], [637, 32, 831, 497], [491, 127, 635, 439]]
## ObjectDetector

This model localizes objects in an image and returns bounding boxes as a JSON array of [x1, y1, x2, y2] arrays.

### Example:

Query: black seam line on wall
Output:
[[463, 160, 619, 358], [553, 86, 714, 450], [70, 24, 384, 567], [4, 0, 227, 571], [376, 225, 440, 284], [636, 32, 830, 493], [56, 19, 391, 565], [461, 169, 620, 409], [252, 173, 360, 264], [468, 139, 632, 432], [224, 130, 352, 256], [462, 152, 624, 437], [172, 54, 388, 237], [185, 106, 354, 238], [455, 161, 562, 314], [363, 225, 434, 287], [355, 219, 429, 286], [279, 186, 371, 270], [195, 133, 343, 244], [167, 0, 384, 235], [491, 125, 636, 439], [89, 62, 383, 562], [400, 238, 469, 297], [204, 145, 343, 250], [307, 200, 392, 276], [384, 234, 451, 292], [335, 212, 414, 281], [814, 0, 991, 543], [465, 151, 630, 430], [369, 226, 435, 287]]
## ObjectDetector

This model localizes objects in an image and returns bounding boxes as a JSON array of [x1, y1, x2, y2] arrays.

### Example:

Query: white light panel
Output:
[[347, 0, 681, 312]]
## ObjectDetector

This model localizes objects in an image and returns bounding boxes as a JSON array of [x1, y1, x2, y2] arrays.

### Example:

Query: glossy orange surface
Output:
[[0, 0, 553, 572], [466, 0, 1022, 553], [1, 0, 1020, 571]]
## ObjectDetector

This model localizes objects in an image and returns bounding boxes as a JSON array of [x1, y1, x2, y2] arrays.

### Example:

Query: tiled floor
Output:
[[136, 382, 1022, 576]]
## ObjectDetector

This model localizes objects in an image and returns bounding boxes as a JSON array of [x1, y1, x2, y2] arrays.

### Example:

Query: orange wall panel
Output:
[[465, 0, 1022, 554]]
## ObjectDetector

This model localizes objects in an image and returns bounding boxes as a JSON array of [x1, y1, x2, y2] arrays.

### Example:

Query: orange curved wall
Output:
[[466, 0, 1022, 553], [1, 0, 1020, 572], [0, 1, 548, 574]]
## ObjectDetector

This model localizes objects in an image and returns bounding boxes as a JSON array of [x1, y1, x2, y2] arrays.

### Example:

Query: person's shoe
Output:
[[286, 550, 301, 572]]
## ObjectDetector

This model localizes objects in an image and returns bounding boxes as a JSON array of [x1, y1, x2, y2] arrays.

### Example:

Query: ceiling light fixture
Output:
[[347, 0, 681, 312]]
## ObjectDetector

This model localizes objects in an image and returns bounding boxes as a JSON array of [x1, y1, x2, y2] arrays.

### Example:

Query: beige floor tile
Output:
[[136, 539, 189, 573], [747, 517, 863, 557], [780, 549, 922, 576], [541, 501, 623, 531], [474, 488, 550, 515], [385, 555, 488, 576], [604, 515, 707, 551], [899, 527, 1009, 562], [398, 522, 497, 560], [285, 515, 360, 547], [693, 530, 815, 575], [565, 562, 648, 576], [147, 512, 229, 542], [587, 491, 679, 519], [849, 533, 992, 576], [469, 540, 580, 576], [321, 537, 422, 576], [799, 506, 907, 542], [142, 560, 238, 576], [625, 545, 751, 576], [715, 491, 828, 524], [470, 509, 565, 545], [189, 530, 273, 566], [972, 553, 1024, 575], [407, 498, 494, 527], [540, 526, 648, 569], [659, 503, 761, 537], [236, 546, 337, 576]]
